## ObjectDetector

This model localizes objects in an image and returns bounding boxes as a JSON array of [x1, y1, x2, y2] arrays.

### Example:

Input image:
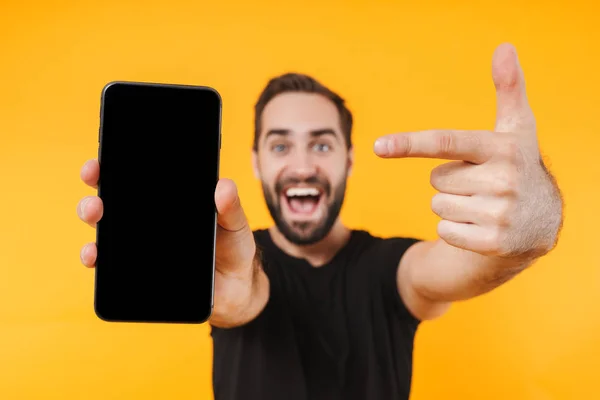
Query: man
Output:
[[77, 43, 563, 400]]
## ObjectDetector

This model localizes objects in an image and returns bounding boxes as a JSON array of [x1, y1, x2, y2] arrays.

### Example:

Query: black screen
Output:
[[95, 82, 221, 324]]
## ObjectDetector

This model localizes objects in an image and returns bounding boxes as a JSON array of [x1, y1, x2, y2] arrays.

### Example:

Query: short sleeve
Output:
[[375, 237, 423, 326]]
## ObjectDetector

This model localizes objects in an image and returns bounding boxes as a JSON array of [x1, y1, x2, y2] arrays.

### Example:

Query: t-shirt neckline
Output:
[[259, 228, 364, 270]]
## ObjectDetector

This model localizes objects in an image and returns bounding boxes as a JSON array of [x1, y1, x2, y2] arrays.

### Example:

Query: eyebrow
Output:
[[264, 128, 338, 140]]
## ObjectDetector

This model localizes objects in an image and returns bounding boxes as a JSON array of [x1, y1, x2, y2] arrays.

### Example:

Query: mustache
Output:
[[274, 175, 331, 196]]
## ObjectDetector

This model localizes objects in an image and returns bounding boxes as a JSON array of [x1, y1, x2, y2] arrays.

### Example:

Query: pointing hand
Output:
[[374, 43, 563, 260]]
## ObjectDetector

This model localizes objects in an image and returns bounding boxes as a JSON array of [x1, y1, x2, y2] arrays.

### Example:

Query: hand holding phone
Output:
[[76, 81, 266, 325], [78, 160, 265, 326]]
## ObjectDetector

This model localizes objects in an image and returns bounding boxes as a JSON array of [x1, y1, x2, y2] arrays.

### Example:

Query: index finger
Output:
[[374, 129, 494, 164], [80, 159, 99, 188]]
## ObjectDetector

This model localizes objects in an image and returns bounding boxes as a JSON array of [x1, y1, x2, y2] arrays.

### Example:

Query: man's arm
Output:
[[396, 155, 563, 321], [396, 233, 556, 322]]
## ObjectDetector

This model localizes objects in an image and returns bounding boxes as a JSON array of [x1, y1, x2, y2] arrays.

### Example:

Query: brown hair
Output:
[[253, 73, 353, 151]]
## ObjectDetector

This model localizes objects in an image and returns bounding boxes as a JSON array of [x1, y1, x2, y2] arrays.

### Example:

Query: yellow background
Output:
[[1, 0, 598, 399]]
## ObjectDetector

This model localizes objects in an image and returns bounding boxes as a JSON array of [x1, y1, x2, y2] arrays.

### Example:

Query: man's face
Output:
[[253, 92, 353, 245]]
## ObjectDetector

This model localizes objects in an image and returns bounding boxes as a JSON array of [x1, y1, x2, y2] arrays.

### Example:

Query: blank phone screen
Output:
[[95, 82, 221, 324]]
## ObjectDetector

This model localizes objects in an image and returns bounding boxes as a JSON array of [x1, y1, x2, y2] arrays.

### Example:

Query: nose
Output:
[[287, 150, 318, 179]]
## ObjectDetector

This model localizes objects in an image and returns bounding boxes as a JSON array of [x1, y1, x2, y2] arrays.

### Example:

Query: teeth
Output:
[[286, 187, 320, 197]]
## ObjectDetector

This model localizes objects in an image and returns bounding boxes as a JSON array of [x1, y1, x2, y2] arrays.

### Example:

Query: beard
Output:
[[262, 173, 347, 246]]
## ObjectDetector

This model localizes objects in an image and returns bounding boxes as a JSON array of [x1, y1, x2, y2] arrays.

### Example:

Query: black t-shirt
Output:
[[210, 229, 422, 400]]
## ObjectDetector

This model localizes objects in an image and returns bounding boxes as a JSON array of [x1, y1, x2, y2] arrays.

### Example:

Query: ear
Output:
[[347, 146, 354, 177], [251, 150, 260, 179]]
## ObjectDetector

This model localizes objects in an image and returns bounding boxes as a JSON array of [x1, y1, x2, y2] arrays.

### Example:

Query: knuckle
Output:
[[437, 221, 464, 246], [496, 138, 524, 165], [430, 164, 452, 190], [430, 161, 464, 191], [430, 194, 444, 216], [492, 168, 519, 195], [77, 200, 87, 218], [484, 228, 515, 257], [431, 193, 455, 218], [441, 231, 465, 248], [488, 201, 513, 226], [391, 134, 410, 156], [480, 228, 504, 255], [466, 131, 486, 151], [429, 172, 440, 189], [435, 132, 455, 157]]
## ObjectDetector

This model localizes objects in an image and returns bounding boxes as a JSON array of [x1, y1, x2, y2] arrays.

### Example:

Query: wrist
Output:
[[209, 247, 270, 329]]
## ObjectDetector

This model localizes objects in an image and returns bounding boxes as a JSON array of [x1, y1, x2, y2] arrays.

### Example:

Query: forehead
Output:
[[260, 92, 342, 140]]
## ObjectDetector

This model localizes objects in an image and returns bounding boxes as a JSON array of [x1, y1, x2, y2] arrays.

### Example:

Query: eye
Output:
[[272, 143, 287, 153], [313, 143, 331, 152]]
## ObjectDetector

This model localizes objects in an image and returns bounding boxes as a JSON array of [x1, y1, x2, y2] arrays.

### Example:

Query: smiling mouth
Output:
[[282, 186, 324, 216]]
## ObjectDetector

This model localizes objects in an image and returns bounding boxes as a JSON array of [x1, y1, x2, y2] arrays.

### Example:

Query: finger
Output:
[[430, 161, 518, 197], [492, 43, 536, 133], [432, 193, 512, 226], [80, 243, 97, 268], [430, 161, 476, 195], [214, 178, 249, 233], [437, 220, 501, 256], [80, 159, 100, 189], [77, 196, 103, 227], [374, 129, 493, 164], [431, 193, 475, 224]]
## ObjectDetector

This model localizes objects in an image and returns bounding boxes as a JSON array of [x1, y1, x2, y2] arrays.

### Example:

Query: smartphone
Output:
[[95, 81, 221, 324]]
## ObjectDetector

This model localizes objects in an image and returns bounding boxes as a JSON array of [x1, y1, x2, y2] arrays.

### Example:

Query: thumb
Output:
[[492, 43, 536, 134], [214, 178, 256, 276], [215, 178, 249, 233]]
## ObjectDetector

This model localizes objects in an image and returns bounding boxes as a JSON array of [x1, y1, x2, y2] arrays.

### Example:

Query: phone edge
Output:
[[93, 81, 222, 325]]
